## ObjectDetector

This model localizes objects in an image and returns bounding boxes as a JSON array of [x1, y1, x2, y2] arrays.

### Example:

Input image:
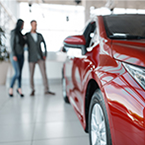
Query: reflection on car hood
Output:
[[112, 40, 145, 67]]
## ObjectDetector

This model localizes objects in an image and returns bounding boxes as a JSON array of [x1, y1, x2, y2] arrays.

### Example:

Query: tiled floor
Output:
[[0, 83, 89, 145]]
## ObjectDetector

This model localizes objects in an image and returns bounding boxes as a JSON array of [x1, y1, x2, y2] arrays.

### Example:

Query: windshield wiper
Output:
[[109, 35, 145, 40]]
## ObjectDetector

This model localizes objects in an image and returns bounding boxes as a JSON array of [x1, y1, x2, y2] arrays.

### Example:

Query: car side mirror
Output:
[[63, 35, 87, 55]]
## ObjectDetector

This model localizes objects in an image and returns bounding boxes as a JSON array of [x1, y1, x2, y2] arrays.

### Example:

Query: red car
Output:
[[62, 14, 145, 145]]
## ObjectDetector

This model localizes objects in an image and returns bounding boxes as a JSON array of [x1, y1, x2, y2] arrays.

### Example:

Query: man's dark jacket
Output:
[[25, 32, 47, 62]]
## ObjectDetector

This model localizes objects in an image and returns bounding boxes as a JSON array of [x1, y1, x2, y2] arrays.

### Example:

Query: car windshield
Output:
[[104, 14, 145, 40]]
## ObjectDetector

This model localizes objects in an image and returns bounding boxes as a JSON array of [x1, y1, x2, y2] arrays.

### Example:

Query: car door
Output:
[[64, 47, 82, 106], [69, 21, 98, 122]]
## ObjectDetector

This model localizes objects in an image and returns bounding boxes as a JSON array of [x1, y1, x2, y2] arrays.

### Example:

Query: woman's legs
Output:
[[17, 55, 24, 94], [9, 56, 20, 94], [10, 57, 20, 88]]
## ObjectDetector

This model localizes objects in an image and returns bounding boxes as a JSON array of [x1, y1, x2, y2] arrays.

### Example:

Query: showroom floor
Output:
[[0, 83, 89, 145]]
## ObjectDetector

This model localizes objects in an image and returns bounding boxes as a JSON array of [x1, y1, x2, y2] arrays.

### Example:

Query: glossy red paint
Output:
[[64, 35, 86, 45], [63, 15, 145, 145], [112, 40, 145, 67]]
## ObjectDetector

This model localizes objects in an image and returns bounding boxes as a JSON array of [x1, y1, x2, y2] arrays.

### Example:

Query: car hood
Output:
[[112, 40, 145, 67]]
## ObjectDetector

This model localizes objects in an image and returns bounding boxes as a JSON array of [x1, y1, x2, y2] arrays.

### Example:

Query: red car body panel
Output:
[[63, 15, 145, 145], [112, 40, 145, 67]]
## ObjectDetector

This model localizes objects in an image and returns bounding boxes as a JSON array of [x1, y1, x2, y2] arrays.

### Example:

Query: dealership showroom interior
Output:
[[1, 0, 145, 145]]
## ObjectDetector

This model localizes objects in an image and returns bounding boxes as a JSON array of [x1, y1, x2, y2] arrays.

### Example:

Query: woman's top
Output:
[[10, 29, 25, 56]]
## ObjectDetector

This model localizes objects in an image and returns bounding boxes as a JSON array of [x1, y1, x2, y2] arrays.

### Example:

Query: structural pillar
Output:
[[82, 0, 107, 22]]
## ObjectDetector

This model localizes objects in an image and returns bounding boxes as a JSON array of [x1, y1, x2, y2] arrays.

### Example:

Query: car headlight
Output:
[[123, 63, 145, 90]]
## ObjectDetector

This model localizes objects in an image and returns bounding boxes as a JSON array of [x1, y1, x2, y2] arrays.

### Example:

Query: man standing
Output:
[[25, 20, 55, 96]]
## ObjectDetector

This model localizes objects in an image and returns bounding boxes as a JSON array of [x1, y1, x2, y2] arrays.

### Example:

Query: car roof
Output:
[[91, 7, 145, 18], [103, 14, 145, 17]]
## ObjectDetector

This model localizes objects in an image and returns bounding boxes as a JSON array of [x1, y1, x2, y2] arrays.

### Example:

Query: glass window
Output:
[[104, 14, 145, 39], [83, 21, 96, 47], [89, 26, 99, 47]]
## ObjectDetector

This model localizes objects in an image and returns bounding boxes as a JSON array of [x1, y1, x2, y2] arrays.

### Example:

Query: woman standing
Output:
[[9, 19, 25, 97]]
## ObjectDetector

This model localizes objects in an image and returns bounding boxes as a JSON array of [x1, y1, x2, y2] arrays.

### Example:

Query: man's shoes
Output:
[[45, 91, 55, 95], [30, 90, 35, 96]]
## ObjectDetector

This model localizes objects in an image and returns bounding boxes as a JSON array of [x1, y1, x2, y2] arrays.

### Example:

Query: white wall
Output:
[[19, 2, 85, 52], [0, 0, 19, 19]]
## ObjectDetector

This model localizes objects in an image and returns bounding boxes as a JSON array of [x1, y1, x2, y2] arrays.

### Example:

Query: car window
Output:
[[89, 26, 99, 47], [104, 14, 145, 39], [83, 21, 96, 48]]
